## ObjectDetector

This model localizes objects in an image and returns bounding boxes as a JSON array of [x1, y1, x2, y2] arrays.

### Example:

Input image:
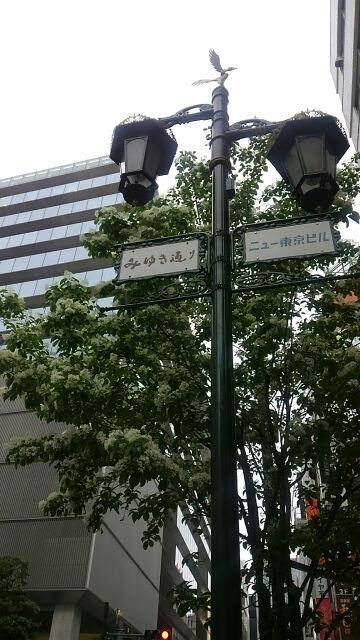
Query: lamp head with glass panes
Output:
[[267, 116, 349, 214], [110, 119, 177, 207]]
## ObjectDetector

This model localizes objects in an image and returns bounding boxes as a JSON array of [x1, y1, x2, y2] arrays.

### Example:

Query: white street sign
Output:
[[117, 237, 201, 282], [243, 219, 337, 264], [313, 576, 328, 599]]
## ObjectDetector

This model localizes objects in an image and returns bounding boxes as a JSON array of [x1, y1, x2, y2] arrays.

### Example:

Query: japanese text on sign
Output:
[[335, 584, 354, 638], [314, 577, 327, 599], [243, 220, 337, 264], [117, 238, 201, 282]]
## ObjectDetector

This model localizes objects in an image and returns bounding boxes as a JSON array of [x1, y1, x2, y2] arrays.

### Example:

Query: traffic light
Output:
[[144, 629, 171, 640]]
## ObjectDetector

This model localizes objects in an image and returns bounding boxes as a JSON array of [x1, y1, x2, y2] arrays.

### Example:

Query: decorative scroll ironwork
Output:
[[232, 270, 360, 294], [226, 119, 282, 142], [158, 104, 213, 129], [102, 272, 211, 312], [228, 118, 277, 131]]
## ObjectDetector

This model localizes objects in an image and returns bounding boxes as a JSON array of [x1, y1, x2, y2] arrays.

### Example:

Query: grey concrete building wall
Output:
[[330, 0, 360, 150], [88, 503, 162, 632], [0, 396, 93, 594], [0, 400, 93, 640]]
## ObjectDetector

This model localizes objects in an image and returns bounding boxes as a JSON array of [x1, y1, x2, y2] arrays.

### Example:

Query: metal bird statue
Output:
[[193, 49, 237, 86]]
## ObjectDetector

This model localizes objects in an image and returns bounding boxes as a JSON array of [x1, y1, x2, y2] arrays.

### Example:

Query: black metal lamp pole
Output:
[[110, 55, 349, 640], [209, 85, 242, 640]]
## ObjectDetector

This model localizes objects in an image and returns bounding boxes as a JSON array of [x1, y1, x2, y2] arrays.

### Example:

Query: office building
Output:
[[0, 158, 210, 640], [330, 0, 360, 150]]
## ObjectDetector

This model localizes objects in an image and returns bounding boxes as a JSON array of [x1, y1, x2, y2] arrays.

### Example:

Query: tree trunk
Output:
[[256, 578, 273, 640]]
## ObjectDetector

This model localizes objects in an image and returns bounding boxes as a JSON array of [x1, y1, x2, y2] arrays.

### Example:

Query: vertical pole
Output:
[[101, 601, 109, 640], [210, 85, 242, 640]]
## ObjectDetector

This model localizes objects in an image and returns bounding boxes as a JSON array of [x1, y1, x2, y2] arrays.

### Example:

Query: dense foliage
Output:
[[1, 136, 360, 639], [0, 557, 39, 640]]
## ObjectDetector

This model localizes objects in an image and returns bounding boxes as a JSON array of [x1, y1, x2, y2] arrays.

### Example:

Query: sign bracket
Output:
[[97, 217, 360, 313]]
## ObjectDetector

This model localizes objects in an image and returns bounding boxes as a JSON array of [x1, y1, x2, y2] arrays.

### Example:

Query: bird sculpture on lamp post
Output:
[[193, 49, 237, 86]]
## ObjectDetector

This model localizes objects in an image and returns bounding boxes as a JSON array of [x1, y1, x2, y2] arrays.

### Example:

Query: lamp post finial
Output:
[[192, 49, 237, 87]]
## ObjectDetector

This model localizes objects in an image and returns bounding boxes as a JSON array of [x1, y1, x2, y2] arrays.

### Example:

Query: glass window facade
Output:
[[0, 156, 118, 189], [200, 533, 211, 558], [0, 192, 122, 228], [0, 246, 92, 274], [28, 254, 45, 269], [175, 547, 196, 589], [356, 34, 360, 110], [0, 172, 119, 207], [0, 294, 117, 332], [176, 507, 198, 555], [0, 221, 95, 251], [5, 266, 115, 299], [0, 157, 120, 307], [5, 234, 23, 248]]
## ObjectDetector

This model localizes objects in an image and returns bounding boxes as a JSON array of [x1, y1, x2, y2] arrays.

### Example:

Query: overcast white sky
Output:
[[1, 0, 360, 245], [0, 0, 348, 180]]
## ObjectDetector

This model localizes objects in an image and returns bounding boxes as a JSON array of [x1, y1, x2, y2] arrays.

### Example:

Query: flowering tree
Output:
[[0, 556, 39, 640], [1, 138, 360, 639]]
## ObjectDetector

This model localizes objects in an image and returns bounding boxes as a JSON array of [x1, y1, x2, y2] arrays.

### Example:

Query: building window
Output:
[[0, 196, 13, 207], [6, 266, 114, 301], [28, 254, 45, 269], [50, 184, 65, 196], [18, 280, 37, 297], [355, 20, 360, 110], [176, 508, 197, 554], [29, 209, 45, 222], [44, 205, 59, 218], [24, 190, 39, 201], [21, 231, 38, 245], [0, 174, 118, 207], [200, 533, 211, 558], [36, 228, 53, 243], [7, 233, 24, 248], [175, 546, 196, 588], [106, 172, 120, 185], [51, 226, 68, 240], [59, 247, 77, 263], [0, 258, 15, 274], [2, 214, 18, 227], [10, 193, 26, 205], [338, 0, 346, 59]]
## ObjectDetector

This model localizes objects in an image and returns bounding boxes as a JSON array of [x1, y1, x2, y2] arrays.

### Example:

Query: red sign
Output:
[[305, 497, 319, 519], [316, 597, 335, 640], [335, 583, 354, 639]]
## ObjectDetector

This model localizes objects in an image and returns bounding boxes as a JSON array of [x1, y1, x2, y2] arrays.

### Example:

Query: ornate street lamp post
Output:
[[109, 52, 348, 640], [110, 119, 177, 206], [267, 115, 349, 213]]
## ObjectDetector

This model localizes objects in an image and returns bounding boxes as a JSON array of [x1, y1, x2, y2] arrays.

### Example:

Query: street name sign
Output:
[[241, 219, 339, 264], [115, 235, 205, 283]]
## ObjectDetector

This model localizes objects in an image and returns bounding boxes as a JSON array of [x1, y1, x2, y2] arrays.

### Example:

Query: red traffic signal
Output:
[[144, 629, 171, 640]]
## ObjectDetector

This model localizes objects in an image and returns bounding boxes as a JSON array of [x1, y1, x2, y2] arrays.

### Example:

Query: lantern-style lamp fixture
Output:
[[267, 116, 349, 213], [110, 119, 177, 207]]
